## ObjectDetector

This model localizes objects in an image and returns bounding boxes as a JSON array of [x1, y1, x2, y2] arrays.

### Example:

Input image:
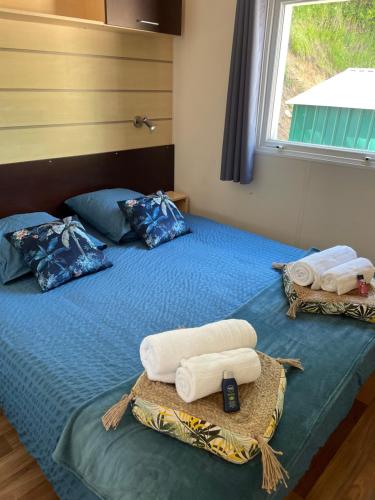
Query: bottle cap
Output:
[[223, 371, 234, 379]]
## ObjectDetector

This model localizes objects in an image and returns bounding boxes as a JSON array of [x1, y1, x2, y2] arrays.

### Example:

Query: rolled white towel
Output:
[[140, 319, 257, 383], [321, 257, 374, 295], [175, 348, 261, 403], [290, 246, 357, 290]]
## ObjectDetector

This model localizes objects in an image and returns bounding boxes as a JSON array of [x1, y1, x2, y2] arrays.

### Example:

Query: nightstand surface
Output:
[[166, 191, 189, 212]]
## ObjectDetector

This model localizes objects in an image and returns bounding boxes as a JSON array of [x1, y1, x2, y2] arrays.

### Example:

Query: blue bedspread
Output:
[[0, 215, 305, 499]]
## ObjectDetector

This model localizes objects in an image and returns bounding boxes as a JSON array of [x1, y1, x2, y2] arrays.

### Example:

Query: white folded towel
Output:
[[290, 246, 357, 290], [175, 348, 261, 403], [140, 319, 257, 383], [321, 257, 374, 295]]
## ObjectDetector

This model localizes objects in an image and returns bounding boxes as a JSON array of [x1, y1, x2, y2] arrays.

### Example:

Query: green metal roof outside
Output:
[[287, 69, 375, 151]]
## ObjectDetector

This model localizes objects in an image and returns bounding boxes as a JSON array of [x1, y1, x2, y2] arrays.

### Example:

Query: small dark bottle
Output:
[[357, 274, 369, 297], [222, 371, 240, 413]]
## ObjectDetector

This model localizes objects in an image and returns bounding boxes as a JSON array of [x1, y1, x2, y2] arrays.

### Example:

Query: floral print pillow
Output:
[[118, 191, 190, 249], [6, 216, 112, 292]]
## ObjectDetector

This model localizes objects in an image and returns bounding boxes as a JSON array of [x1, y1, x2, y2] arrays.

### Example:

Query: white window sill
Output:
[[256, 141, 375, 171]]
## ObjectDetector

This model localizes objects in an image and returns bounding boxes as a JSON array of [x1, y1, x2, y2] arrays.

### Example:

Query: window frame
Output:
[[256, 0, 375, 170]]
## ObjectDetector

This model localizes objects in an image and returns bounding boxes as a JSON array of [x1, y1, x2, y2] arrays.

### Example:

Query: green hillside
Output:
[[278, 0, 375, 140]]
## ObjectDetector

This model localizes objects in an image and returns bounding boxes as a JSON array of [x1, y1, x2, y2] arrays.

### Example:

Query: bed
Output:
[[0, 147, 374, 499]]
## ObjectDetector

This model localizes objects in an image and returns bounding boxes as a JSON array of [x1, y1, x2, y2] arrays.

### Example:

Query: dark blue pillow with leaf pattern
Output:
[[118, 191, 190, 249], [6, 216, 112, 292]]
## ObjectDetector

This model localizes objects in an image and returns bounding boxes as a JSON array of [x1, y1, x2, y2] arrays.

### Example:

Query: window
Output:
[[258, 0, 375, 167]]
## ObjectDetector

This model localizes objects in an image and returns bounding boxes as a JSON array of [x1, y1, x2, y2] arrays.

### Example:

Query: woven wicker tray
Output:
[[131, 352, 283, 436], [280, 263, 375, 322], [102, 353, 304, 493]]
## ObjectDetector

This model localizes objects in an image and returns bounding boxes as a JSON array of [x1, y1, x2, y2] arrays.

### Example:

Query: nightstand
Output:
[[166, 191, 189, 212]]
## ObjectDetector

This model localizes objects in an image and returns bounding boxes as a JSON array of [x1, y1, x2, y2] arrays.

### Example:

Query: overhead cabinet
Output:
[[0, 0, 182, 35], [105, 0, 182, 35]]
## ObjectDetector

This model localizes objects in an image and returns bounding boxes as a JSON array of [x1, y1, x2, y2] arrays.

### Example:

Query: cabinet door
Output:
[[106, 0, 182, 36]]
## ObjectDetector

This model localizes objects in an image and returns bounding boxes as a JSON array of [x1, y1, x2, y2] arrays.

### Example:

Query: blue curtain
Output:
[[221, 0, 268, 184]]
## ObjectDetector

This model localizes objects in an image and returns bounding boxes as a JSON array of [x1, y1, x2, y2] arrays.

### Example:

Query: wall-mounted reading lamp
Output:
[[133, 116, 157, 132]]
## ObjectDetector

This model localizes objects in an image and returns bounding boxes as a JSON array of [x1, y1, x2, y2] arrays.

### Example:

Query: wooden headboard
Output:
[[0, 146, 174, 218]]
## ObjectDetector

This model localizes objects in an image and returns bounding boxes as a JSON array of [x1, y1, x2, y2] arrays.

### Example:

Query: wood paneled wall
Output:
[[0, 0, 105, 21], [0, 16, 173, 164]]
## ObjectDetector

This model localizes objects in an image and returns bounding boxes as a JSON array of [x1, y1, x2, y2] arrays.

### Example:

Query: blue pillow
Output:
[[0, 212, 107, 285], [65, 188, 143, 243], [6, 216, 112, 292], [0, 212, 56, 284], [118, 191, 190, 249]]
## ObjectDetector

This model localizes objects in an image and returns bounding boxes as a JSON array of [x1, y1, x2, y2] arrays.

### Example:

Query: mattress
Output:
[[0, 214, 305, 499]]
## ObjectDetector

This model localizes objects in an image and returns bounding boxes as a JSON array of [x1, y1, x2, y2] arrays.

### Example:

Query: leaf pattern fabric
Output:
[[118, 191, 190, 249], [6, 216, 112, 292], [132, 372, 286, 465]]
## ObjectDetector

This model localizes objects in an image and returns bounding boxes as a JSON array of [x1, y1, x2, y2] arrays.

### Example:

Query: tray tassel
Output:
[[275, 358, 304, 371], [272, 262, 286, 270], [286, 298, 301, 319], [256, 435, 289, 494], [102, 392, 134, 431]]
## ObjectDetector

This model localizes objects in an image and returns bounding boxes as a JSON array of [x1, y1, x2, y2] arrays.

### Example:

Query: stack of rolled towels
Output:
[[290, 245, 374, 295], [140, 319, 261, 403]]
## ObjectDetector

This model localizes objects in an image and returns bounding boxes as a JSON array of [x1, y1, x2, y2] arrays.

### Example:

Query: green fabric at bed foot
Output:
[[53, 277, 375, 500]]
